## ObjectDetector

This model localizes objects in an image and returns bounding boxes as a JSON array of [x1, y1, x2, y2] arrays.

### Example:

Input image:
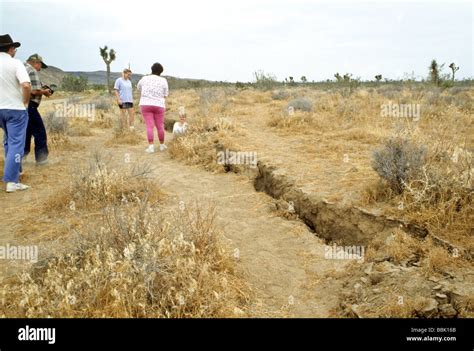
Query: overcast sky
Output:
[[0, 0, 472, 82]]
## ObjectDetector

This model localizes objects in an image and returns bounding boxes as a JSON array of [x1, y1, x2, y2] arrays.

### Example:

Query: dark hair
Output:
[[0, 45, 13, 53], [151, 63, 163, 76]]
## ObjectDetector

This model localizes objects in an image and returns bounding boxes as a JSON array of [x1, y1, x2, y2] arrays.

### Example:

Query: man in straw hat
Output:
[[0, 34, 32, 193]]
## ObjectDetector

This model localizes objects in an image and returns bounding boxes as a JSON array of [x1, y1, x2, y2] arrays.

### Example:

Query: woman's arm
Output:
[[114, 89, 122, 104], [113, 79, 122, 104]]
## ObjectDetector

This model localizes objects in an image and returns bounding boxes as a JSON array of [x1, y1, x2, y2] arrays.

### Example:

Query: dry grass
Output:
[[89, 110, 115, 129], [0, 200, 250, 318], [374, 229, 423, 265], [1, 150, 251, 318], [366, 294, 429, 318], [47, 134, 84, 151], [3, 86, 471, 318], [105, 128, 142, 146], [366, 229, 467, 273], [69, 121, 94, 137], [42, 109, 77, 150], [365, 127, 473, 253], [168, 113, 245, 172], [45, 152, 164, 211], [267, 111, 315, 132], [167, 86, 472, 258], [424, 240, 463, 275]]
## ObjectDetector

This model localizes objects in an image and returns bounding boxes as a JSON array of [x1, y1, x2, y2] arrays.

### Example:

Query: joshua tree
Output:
[[287, 76, 295, 86], [448, 62, 459, 82], [301, 76, 307, 83], [429, 59, 442, 86], [375, 74, 382, 82], [334, 72, 343, 82], [100, 46, 116, 93]]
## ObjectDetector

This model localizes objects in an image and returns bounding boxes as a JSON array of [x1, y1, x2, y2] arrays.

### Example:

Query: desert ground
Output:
[[0, 84, 472, 317]]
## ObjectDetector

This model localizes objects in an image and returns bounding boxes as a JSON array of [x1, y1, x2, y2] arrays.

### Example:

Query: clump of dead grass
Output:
[[0, 199, 250, 317], [267, 111, 314, 131], [69, 120, 94, 137], [45, 152, 164, 211], [105, 121, 142, 146], [168, 114, 244, 172], [89, 110, 114, 129]]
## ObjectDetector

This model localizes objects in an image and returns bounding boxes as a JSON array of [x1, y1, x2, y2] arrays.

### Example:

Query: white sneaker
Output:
[[160, 144, 167, 152], [145, 145, 155, 153], [36, 159, 49, 166], [6, 182, 30, 193]]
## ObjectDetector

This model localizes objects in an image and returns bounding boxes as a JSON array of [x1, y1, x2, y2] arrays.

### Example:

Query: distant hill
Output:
[[67, 70, 144, 85], [39, 67, 143, 86], [67, 70, 219, 88], [38, 65, 69, 87], [38, 66, 221, 89]]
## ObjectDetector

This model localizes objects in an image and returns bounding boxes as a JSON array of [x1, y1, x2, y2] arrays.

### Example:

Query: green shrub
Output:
[[61, 75, 88, 92]]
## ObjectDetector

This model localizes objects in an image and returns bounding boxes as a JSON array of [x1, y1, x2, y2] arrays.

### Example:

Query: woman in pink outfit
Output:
[[137, 62, 169, 153]]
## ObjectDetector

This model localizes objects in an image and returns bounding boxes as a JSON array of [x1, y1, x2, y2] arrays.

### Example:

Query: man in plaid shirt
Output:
[[24, 53, 52, 165]]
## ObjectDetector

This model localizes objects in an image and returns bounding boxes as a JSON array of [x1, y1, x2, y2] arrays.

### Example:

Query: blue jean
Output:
[[0, 109, 28, 183], [25, 101, 49, 162]]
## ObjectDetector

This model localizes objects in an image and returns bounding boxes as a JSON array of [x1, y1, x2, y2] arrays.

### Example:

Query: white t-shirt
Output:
[[0, 52, 31, 110], [137, 75, 169, 108], [173, 121, 188, 135]]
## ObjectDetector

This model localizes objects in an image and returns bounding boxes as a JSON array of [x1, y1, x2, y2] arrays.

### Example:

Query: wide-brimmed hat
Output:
[[0, 34, 21, 49], [27, 53, 48, 69]]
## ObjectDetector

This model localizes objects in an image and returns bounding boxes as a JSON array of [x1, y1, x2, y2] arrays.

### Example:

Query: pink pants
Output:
[[140, 105, 165, 143]]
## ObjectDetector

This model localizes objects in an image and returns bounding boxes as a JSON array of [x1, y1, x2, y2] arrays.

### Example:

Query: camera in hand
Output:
[[42, 84, 57, 95]]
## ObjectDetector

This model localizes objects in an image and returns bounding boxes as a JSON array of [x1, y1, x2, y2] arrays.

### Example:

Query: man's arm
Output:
[[31, 88, 52, 97], [22, 82, 31, 107]]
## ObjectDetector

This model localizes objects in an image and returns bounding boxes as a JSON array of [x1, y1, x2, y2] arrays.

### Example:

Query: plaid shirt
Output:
[[25, 63, 42, 105]]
